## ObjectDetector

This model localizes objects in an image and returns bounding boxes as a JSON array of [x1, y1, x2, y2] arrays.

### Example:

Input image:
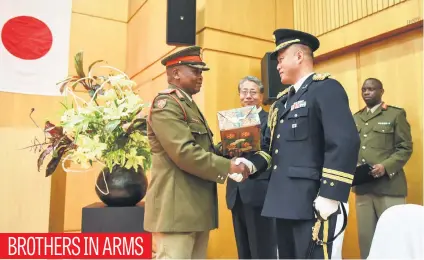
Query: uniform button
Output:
[[277, 134, 280, 139], [382, 130, 385, 132], [330, 182, 335, 186], [273, 165, 277, 170], [364, 134, 367, 137], [365, 123, 369, 126], [362, 159, 366, 163], [323, 180, 327, 184], [362, 146, 366, 149], [294, 114, 298, 117], [280, 119, 284, 123], [275, 149, 279, 154]]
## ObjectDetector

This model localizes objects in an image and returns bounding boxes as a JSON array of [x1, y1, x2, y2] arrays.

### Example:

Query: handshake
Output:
[[227, 157, 255, 182]]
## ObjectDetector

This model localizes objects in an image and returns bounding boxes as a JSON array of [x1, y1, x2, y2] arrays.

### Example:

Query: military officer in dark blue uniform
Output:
[[239, 29, 360, 259]]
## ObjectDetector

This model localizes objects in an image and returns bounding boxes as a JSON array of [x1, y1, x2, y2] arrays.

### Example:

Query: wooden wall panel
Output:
[[72, 0, 129, 22], [69, 14, 127, 73], [128, 0, 147, 20], [200, 29, 274, 59], [204, 0, 276, 40], [0, 128, 52, 232], [291, 0, 423, 56], [315, 53, 360, 112], [294, 0, 409, 36], [126, 0, 174, 78], [276, 0, 294, 29]]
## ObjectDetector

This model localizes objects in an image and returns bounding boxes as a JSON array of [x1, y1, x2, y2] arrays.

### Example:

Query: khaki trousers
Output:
[[355, 193, 405, 259], [153, 231, 209, 259]]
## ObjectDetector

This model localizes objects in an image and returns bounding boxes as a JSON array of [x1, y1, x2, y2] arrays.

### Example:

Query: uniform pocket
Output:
[[286, 166, 320, 180], [188, 122, 208, 135], [285, 108, 309, 141], [370, 125, 394, 149]]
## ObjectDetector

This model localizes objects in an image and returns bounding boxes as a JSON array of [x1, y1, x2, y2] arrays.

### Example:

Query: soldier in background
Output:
[[353, 78, 413, 259], [226, 76, 277, 259], [144, 46, 251, 259]]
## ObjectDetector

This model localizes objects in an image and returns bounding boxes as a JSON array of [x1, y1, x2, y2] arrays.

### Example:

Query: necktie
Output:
[[288, 85, 295, 99], [285, 86, 296, 108]]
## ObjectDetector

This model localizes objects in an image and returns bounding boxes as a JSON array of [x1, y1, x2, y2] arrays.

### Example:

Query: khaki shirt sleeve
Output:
[[149, 96, 231, 183], [381, 109, 413, 178]]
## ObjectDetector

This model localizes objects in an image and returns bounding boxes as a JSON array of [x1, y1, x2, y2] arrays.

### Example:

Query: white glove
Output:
[[314, 196, 340, 220], [228, 173, 244, 182], [234, 157, 257, 174]]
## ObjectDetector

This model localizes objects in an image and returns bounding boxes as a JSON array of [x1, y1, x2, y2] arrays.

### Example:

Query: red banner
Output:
[[0, 233, 152, 259]]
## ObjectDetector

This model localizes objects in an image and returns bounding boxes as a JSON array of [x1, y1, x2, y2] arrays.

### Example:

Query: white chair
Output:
[[367, 204, 424, 259]]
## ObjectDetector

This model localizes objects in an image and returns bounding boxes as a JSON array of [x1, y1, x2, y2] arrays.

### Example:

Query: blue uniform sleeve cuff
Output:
[[320, 168, 353, 202]]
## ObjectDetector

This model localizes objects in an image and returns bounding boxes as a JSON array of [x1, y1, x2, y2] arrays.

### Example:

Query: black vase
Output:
[[95, 165, 148, 207]]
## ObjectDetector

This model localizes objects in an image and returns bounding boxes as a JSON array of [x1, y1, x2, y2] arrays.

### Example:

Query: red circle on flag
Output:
[[1, 16, 53, 60]]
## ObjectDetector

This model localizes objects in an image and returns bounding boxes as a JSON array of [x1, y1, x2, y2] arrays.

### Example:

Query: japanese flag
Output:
[[0, 0, 72, 96]]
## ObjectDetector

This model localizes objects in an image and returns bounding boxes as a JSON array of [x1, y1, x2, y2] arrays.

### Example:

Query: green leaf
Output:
[[74, 51, 85, 78], [88, 60, 105, 73], [105, 120, 121, 132]]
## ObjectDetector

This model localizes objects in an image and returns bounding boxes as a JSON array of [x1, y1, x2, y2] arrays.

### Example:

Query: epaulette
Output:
[[149, 88, 187, 123], [354, 107, 366, 115], [312, 73, 331, 81], [386, 104, 402, 110], [158, 88, 184, 99], [276, 87, 290, 99]]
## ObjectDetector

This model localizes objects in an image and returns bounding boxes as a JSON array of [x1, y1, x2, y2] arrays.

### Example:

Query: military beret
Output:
[[161, 46, 209, 71], [271, 29, 320, 58]]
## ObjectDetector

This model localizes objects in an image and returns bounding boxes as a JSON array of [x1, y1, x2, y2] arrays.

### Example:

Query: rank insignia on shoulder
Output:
[[160, 89, 174, 94], [312, 73, 331, 81], [277, 87, 290, 99], [159, 88, 184, 99], [156, 99, 167, 109]]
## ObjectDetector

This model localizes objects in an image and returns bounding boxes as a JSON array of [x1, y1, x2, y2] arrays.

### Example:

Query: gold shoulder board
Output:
[[312, 73, 331, 81], [276, 87, 290, 99]]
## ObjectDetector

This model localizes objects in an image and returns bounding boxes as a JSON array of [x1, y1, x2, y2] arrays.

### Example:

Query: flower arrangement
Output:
[[28, 51, 152, 177]]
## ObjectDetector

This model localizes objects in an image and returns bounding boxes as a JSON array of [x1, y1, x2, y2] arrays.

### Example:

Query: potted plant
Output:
[[27, 51, 152, 207]]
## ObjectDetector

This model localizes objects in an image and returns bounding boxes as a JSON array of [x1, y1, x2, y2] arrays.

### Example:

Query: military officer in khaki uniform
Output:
[[353, 77, 413, 259], [144, 46, 250, 259]]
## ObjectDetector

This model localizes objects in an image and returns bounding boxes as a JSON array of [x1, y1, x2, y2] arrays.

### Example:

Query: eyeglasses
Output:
[[240, 90, 258, 96]]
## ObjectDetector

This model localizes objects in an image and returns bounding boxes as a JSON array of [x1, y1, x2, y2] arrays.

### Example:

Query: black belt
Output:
[[306, 202, 348, 259]]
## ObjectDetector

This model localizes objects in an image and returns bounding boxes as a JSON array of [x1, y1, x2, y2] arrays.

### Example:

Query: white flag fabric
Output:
[[0, 0, 72, 96]]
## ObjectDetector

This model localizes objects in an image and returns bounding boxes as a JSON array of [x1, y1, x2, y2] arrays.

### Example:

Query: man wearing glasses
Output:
[[226, 76, 277, 259]]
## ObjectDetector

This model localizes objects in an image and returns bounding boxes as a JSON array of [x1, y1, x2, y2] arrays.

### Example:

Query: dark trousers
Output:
[[276, 213, 337, 259], [231, 193, 277, 259]]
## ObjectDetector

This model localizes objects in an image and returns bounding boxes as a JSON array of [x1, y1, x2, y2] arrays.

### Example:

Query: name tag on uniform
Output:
[[378, 122, 391, 125], [291, 100, 306, 111]]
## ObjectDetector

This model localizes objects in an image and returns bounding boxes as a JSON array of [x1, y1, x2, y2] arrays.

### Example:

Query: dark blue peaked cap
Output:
[[271, 29, 320, 58]]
